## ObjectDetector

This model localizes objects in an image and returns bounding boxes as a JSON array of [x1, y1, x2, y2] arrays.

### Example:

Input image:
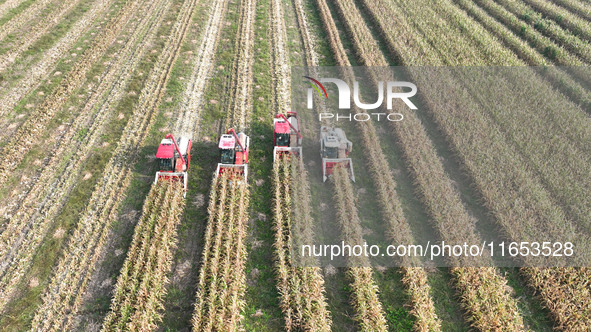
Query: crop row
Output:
[[270, 1, 336, 329], [415, 67, 591, 329], [30, 0, 195, 327], [0, 0, 171, 315], [0, 0, 54, 41], [459, 68, 591, 233], [520, 0, 591, 42], [313, 0, 441, 329], [0, 0, 161, 315], [224, 0, 257, 132], [361, 0, 591, 328], [0, 0, 142, 186], [0, 0, 168, 269], [390, 0, 591, 232], [191, 173, 250, 331], [469, 0, 584, 66], [272, 156, 332, 331], [269, 0, 290, 113], [493, 0, 591, 63], [191, 0, 258, 327], [331, 167, 388, 331], [101, 0, 223, 327], [101, 181, 185, 330], [0, 0, 83, 72], [328, 0, 528, 329], [268, 0, 332, 329], [549, 0, 591, 22], [449, 0, 591, 110]]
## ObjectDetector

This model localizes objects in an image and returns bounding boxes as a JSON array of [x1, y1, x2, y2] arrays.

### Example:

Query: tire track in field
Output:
[[224, 0, 257, 131], [0, 0, 141, 186], [0, 0, 170, 316], [30, 0, 199, 327], [0, 0, 113, 119], [0, 0, 83, 72]]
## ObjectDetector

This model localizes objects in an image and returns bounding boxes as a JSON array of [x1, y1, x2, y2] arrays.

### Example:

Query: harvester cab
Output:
[[320, 126, 355, 182], [154, 134, 192, 196], [273, 111, 302, 162], [215, 128, 250, 181]]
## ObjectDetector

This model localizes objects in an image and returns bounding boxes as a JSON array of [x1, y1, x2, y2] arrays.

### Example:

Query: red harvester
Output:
[[154, 134, 192, 196], [215, 128, 250, 181]]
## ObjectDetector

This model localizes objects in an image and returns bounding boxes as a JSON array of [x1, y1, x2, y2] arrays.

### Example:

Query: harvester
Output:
[[154, 134, 192, 196], [215, 128, 250, 181], [320, 126, 355, 182], [273, 111, 302, 161]]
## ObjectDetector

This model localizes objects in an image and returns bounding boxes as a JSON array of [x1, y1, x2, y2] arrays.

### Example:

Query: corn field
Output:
[[0, 0, 589, 330]]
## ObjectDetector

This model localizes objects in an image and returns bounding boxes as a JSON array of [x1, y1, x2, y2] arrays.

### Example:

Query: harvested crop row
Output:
[[0, 0, 142, 186], [101, 181, 185, 331], [30, 0, 196, 327], [0, 0, 53, 41], [0, 0, 172, 315], [314, 0, 441, 330], [0, 0, 114, 121], [272, 156, 332, 331], [0, 0, 26, 20], [269, 0, 290, 113], [224, 0, 256, 131], [361, 0, 591, 328], [191, 173, 250, 331], [174, 0, 228, 135], [331, 167, 388, 332], [0, 0, 83, 72]]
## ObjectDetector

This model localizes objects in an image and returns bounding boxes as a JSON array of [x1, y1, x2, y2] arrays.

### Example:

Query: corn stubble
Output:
[[191, 172, 250, 331]]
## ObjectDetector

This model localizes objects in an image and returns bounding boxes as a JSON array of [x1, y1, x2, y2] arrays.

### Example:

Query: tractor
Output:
[[154, 134, 192, 196], [320, 126, 355, 182], [215, 128, 250, 181]]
